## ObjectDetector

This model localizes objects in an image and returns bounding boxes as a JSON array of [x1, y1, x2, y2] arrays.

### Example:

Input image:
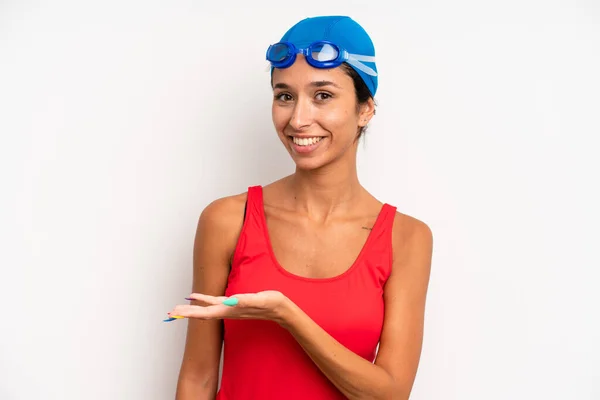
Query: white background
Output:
[[1, 1, 599, 399]]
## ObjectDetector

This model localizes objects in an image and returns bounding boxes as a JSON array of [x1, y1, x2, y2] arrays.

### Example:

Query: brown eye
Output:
[[315, 92, 332, 101], [275, 93, 293, 102]]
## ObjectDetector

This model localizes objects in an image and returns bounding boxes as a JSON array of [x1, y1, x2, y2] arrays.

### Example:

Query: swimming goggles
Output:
[[266, 40, 377, 77]]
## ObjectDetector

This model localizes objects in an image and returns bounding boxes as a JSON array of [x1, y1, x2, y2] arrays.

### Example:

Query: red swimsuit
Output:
[[217, 186, 396, 399]]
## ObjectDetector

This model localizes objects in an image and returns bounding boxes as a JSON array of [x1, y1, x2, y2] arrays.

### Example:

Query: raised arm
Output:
[[175, 195, 246, 400]]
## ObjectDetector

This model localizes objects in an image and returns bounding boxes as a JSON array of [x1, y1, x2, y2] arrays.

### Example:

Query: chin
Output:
[[292, 157, 328, 171]]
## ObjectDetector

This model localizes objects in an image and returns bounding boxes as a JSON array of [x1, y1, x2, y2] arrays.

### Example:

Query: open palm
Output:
[[167, 290, 288, 323]]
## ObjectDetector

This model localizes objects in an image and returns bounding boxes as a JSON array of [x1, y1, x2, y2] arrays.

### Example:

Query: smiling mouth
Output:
[[289, 136, 324, 147]]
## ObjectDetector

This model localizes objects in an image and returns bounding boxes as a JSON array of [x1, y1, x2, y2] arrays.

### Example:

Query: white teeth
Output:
[[292, 137, 323, 146]]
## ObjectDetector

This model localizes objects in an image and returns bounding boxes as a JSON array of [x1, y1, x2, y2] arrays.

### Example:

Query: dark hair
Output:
[[340, 63, 375, 141]]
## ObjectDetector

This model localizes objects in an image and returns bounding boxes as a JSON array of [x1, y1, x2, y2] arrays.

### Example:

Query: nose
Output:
[[288, 95, 313, 131]]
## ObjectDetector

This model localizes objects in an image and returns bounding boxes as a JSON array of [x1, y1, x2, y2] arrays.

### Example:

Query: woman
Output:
[[169, 15, 433, 400]]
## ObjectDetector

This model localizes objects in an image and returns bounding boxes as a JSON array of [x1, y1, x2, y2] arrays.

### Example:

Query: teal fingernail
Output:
[[222, 297, 238, 306]]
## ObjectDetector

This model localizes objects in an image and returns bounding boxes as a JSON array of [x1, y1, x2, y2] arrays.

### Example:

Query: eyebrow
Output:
[[273, 80, 342, 90]]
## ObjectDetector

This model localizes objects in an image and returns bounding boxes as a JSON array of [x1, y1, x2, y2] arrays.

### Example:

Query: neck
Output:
[[286, 150, 363, 221]]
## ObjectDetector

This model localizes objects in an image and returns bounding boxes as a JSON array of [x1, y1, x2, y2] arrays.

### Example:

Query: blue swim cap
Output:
[[275, 16, 378, 96]]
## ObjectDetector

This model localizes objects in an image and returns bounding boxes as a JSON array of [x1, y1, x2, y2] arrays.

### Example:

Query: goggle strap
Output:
[[347, 53, 376, 62], [347, 56, 378, 77]]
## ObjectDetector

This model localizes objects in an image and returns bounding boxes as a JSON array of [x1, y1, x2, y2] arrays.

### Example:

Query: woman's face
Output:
[[271, 56, 373, 171]]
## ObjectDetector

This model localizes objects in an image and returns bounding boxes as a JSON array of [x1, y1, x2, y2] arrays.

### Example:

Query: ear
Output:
[[358, 98, 376, 127]]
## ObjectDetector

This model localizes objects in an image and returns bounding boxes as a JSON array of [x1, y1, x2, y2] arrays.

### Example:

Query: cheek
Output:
[[318, 106, 357, 133], [271, 105, 288, 132]]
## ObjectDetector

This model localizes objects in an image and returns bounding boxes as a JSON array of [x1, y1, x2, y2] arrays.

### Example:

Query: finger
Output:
[[190, 293, 255, 307], [226, 293, 263, 307], [170, 304, 232, 320]]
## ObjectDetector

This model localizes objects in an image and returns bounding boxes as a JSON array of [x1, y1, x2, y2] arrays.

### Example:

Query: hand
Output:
[[167, 290, 290, 325]]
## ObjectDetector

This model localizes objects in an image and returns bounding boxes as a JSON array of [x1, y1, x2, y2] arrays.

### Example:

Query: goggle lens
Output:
[[268, 43, 291, 62], [310, 43, 339, 62]]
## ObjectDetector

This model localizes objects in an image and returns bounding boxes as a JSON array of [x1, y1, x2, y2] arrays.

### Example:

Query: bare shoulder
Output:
[[200, 192, 247, 228], [196, 192, 248, 254], [391, 211, 433, 266]]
